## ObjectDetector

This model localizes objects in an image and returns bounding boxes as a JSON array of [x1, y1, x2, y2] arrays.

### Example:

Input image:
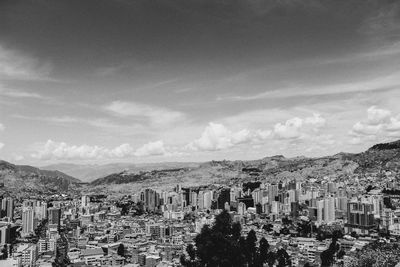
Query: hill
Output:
[[0, 160, 81, 195], [42, 162, 200, 183], [87, 139, 400, 193]]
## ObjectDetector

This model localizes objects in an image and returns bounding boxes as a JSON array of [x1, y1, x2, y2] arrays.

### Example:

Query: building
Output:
[[0, 224, 10, 244], [47, 207, 61, 226], [17, 243, 38, 267], [323, 197, 335, 223], [1, 197, 14, 221], [22, 208, 36, 236], [345, 201, 375, 235], [38, 238, 57, 254]]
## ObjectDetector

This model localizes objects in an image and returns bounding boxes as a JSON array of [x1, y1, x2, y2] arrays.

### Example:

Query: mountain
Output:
[[0, 160, 81, 195], [42, 162, 200, 183], [88, 139, 400, 191]]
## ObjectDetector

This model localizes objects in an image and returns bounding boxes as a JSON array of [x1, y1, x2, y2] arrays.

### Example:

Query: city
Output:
[[1, 140, 400, 266], [1, 0, 400, 266]]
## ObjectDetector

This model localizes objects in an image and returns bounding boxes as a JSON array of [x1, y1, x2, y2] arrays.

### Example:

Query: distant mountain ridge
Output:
[[42, 162, 200, 182], [0, 160, 81, 194], [87, 139, 400, 188]]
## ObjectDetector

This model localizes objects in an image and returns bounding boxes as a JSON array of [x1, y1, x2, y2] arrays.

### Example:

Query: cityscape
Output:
[[1, 1, 400, 267]]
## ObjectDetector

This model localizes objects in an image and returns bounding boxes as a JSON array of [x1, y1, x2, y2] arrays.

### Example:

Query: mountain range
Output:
[[0, 160, 81, 195], [1, 139, 400, 195]]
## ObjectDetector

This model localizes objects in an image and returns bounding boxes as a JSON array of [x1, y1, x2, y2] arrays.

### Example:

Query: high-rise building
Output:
[[198, 191, 204, 210], [22, 208, 36, 236], [81, 195, 90, 207], [268, 184, 279, 204], [47, 207, 61, 226], [0, 224, 10, 244], [144, 189, 160, 211], [317, 200, 324, 223], [203, 191, 212, 209], [34, 202, 47, 221], [324, 197, 335, 223], [1, 197, 14, 221], [345, 201, 375, 235]]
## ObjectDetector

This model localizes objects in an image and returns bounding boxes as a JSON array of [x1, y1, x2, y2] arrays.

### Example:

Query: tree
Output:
[[245, 230, 257, 266], [181, 210, 288, 267], [276, 248, 291, 267], [258, 237, 270, 264], [117, 244, 125, 257], [180, 244, 198, 267]]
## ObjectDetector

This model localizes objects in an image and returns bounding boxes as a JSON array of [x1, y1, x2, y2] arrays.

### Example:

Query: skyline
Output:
[[1, 0, 400, 165]]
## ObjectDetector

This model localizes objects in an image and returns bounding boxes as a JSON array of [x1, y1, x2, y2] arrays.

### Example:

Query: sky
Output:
[[0, 0, 400, 165]]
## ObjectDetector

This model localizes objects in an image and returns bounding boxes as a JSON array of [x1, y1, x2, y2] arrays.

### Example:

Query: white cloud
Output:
[[187, 113, 327, 152], [273, 113, 326, 139], [186, 122, 270, 151], [104, 101, 185, 128], [0, 45, 52, 80], [0, 143, 4, 150], [134, 140, 167, 157], [0, 123, 4, 131], [365, 106, 391, 125], [349, 106, 400, 143], [30, 139, 172, 160], [31, 140, 136, 160]]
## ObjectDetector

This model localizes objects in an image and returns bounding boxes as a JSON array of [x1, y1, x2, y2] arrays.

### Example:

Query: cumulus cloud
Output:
[[104, 101, 185, 128], [31, 140, 136, 160], [349, 106, 400, 143], [187, 113, 327, 152], [30, 139, 172, 160], [186, 122, 270, 151], [272, 113, 326, 139], [134, 140, 167, 157]]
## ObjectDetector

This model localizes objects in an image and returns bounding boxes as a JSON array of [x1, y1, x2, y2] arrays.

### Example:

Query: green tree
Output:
[[117, 244, 125, 257]]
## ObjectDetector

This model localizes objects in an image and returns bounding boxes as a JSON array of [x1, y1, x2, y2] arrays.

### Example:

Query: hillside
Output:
[[0, 160, 81, 195], [87, 139, 400, 193], [42, 162, 200, 183]]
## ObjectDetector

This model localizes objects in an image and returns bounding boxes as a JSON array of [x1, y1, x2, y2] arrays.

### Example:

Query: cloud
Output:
[[0, 143, 4, 150], [0, 123, 4, 131], [31, 140, 135, 160], [0, 87, 44, 99], [13, 114, 79, 124], [365, 105, 391, 125], [187, 113, 327, 152], [360, 2, 400, 40], [30, 139, 172, 160], [0, 44, 52, 80], [217, 71, 400, 102], [186, 122, 270, 151], [272, 113, 326, 139], [349, 106, 400, 143], [104, 101, 185, 128], [134, 140, 167, 157]]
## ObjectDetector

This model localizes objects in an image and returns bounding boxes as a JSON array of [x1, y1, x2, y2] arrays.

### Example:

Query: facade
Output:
[[345, 201, 375, 234]]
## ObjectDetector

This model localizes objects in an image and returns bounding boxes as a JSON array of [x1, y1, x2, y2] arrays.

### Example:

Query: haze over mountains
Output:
[[1, 139, 400, 195]]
